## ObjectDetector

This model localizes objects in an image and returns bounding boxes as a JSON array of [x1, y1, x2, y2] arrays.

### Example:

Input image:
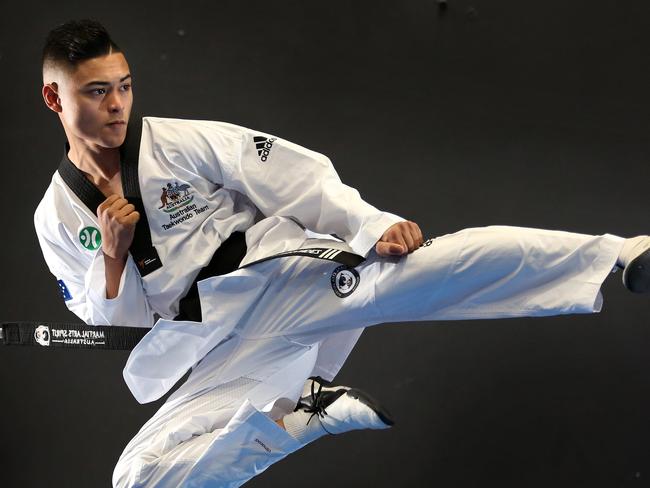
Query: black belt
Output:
[[175, 231, 365, 322], [0, 321, 149, 350], [174, 231, 249, 322], [3, 238, 364, 349]]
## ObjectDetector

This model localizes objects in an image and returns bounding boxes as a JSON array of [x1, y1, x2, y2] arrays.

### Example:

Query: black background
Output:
[[1, 1, 650, 486]]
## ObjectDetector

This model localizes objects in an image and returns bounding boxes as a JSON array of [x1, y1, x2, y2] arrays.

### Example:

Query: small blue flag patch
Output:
[[57, 279, 72, 301]]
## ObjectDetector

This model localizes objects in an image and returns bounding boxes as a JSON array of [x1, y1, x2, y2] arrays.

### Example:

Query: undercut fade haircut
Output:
[[42, 19, 121, 77]]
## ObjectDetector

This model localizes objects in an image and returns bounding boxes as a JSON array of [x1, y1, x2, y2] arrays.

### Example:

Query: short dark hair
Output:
[[42, 19, 121, 76]]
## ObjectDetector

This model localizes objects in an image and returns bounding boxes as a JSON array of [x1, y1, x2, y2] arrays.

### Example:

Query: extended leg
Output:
[[232, 225, 626, 339], [372, 225, 626, 323]]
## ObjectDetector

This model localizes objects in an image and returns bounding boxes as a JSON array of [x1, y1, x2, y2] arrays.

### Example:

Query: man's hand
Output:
[[98, 195, 140, 299], [375, 221, 424, 257], [97, 195, 140, 260]]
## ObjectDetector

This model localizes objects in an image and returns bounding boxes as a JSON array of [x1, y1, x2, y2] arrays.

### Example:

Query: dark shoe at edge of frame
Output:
[[623, 248, 650, 293]]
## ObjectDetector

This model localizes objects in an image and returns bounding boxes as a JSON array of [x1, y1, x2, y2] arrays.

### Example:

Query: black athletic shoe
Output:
[[294, 376, 395, 435], [623, 248, 650, 293]]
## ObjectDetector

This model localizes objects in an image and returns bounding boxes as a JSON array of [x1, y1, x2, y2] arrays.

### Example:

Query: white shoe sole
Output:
[[345, 388, 395, 427]]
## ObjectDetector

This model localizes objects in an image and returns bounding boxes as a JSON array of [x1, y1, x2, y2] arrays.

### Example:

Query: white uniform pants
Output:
[[113, 225, 625, 487]]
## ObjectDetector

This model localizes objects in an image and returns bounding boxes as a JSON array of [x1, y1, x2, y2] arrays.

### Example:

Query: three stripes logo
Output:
[[319, 248, 343, 261], [254, 136, 277, 162]]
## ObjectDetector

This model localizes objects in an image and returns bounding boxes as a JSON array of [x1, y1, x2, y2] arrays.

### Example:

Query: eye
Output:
[[121, 83, 132, 91], [91, 88, 106, 95]]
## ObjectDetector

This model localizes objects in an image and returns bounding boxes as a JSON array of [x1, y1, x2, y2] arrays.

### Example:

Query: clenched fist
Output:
[[375, 220, 424, 257], [97, 195, 140, 261]]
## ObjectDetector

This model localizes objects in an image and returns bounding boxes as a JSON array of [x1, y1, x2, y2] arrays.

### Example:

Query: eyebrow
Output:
[[83, 74, 132, 88]]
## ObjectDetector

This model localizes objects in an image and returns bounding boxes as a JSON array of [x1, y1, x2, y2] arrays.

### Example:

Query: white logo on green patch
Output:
[[79, 226, 101, 250]]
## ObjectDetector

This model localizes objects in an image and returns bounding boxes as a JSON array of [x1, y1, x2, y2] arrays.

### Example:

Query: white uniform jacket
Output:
[[34, 116, 404, 403]]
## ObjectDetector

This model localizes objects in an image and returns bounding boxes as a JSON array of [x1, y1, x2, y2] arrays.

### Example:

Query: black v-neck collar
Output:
[[56, 115, 162, 277], [57, 115, 143, 216], [57, 146, 107, 216]]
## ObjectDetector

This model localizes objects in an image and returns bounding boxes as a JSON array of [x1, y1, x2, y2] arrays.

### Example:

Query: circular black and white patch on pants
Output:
[[330, 265, 360, 298]]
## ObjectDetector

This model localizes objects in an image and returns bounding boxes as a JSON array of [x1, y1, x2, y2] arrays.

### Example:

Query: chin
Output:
[[98, 137, 126, 149], [104, 132, 128, 148]]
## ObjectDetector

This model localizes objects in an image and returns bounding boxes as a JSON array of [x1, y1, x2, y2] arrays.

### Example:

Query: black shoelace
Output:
[[294, 379, 346, 430]]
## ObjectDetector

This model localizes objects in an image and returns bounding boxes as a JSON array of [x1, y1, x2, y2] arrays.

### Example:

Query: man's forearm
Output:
[[105, 253, 127, 299], [97, 194, 140, 300]]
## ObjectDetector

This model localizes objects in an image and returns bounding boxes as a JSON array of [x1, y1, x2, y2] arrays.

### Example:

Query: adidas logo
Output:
[[254, 136, 277, 162], [319, 248, 343, 260]]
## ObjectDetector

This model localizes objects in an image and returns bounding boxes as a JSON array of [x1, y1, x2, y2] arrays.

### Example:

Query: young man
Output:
[[36, 19, 650, 488]]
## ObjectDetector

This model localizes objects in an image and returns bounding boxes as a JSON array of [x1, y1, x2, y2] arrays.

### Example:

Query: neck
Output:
[[66, 135, 121, 186]]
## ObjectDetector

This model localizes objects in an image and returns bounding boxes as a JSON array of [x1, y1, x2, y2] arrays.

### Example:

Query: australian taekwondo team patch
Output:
[[79, 226, 101, 250], [157, 181, 209, 231], [330, 265, 360, 298]]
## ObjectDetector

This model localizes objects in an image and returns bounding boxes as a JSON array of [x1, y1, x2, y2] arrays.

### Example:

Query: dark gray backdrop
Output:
[[1, 1, 649, 486]]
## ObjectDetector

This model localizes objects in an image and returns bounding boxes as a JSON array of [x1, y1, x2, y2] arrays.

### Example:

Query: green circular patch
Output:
[[79, 226, 102, 251]]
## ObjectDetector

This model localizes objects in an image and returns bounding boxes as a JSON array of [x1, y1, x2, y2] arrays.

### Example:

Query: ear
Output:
[[42, 83, 62, 113]]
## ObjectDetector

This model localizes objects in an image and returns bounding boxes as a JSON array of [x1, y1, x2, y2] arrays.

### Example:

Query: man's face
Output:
[[53, 52, 133, 149]]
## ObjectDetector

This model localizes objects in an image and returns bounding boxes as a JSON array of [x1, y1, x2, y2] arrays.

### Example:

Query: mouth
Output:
[[107, 120, 126, 126]]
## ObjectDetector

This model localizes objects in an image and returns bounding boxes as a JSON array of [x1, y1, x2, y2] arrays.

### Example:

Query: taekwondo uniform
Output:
[[34, 116, 626, 487]]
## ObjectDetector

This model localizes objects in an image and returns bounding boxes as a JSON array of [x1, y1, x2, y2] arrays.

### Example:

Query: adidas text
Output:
[[254, 136, 277, 162]]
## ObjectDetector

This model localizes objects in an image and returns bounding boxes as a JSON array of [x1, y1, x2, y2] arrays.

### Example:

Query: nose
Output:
[[107, 90, 123, 113]]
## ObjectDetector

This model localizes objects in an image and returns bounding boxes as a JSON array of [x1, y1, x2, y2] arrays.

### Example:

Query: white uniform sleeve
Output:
[[146, 117, 406, 257], [229, 129, 406, 257], [34, 210, 155, 328]]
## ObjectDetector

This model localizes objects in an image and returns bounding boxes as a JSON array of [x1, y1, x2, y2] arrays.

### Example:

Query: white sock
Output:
[[282, 409, 327, 445], [617, 236, 650, 269]]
